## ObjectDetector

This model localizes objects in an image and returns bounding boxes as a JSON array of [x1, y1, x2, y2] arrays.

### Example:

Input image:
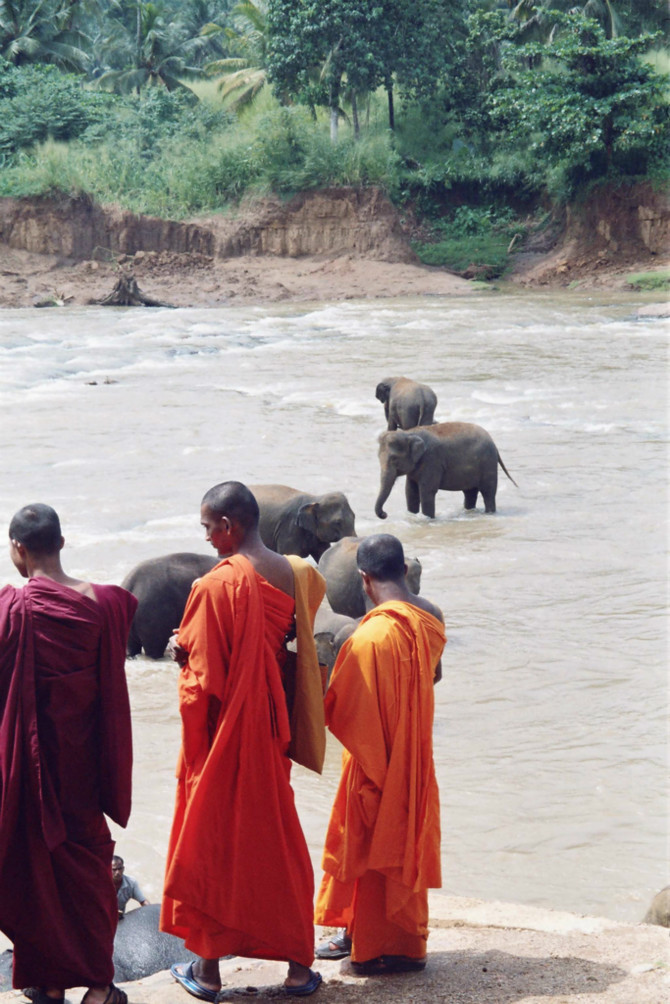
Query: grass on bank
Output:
[[411, 205, 528, 279], [625, 269, 670, 290]]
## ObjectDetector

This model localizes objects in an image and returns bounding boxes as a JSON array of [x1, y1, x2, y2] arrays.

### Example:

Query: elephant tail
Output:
[[497, 453, 518, 487]]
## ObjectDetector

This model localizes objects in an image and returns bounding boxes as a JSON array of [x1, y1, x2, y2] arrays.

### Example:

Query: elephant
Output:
[[318, 535, 422, 619], [375, 376, 438, 431], [122, 552, 218, 658], [249, 484, 356, 562], [113, 903, 198, 981], [375, 422, 518, 519], [314, 606, 360, 678], [643, 886, 670, 927]]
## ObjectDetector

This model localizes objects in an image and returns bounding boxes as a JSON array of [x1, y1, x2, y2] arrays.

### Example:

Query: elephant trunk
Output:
[[375, 466, 397, 520]]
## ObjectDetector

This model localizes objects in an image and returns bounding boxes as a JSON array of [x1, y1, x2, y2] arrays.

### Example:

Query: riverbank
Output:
[[1, 895, 667, 1003], [1, 185, 668, 308]]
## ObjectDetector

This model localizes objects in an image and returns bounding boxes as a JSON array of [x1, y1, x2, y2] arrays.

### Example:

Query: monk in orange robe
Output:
[[161, 481, 326, 1000], [314, 533, 445, 975]]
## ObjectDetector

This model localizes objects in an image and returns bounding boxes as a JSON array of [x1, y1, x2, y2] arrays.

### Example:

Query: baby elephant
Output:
[[250, 483, 356, 562], [318, 535, 422, 618], [122, 552, 218, 658], [376, 376, 438, 431], [376, 421, 517, 518], [314, 606, 360, 680]]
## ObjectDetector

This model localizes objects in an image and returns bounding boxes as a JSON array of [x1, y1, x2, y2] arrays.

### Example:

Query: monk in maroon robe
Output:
[[0, 504, 136, 1004]]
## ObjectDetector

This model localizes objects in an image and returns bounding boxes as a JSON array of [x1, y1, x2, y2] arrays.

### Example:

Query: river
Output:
[[0, 290, 667, 926]]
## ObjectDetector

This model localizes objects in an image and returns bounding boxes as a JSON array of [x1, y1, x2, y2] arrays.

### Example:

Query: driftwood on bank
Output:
[[94, 273, 175, 308]]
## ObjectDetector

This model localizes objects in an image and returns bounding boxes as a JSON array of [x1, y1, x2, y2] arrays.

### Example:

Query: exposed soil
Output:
[[0, 183, 668, 309]]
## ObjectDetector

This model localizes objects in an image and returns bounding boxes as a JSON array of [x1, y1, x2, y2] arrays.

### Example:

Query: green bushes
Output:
[[412, 205, 526, 278], [0, 60, 115, 160], [0, 96, 400, 215]]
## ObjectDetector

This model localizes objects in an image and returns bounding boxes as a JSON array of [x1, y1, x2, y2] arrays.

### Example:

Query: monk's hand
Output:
[[167, 631, 188, 667]]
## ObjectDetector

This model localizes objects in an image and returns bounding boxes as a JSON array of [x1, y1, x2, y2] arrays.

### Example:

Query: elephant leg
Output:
[[463, 488, 478, 510], [126, 619, 142, 658], [481, 472, 498, 514], [419, 484, 437, 518], [405, 477, 420, 513]]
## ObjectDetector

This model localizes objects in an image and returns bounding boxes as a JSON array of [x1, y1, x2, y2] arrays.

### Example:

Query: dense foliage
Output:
[[0, 1, 667, 273]]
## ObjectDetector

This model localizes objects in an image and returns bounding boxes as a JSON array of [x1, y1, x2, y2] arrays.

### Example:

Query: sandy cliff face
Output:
[[0, 187, 415, 264], [512, 181, 669, 285]]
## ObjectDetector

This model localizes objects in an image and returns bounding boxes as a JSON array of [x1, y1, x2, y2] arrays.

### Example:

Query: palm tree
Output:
[[96, 1, 203, 93], [0, 0, 89, 70], [509, 0, 620, 40], [204, 0, 268, 111]]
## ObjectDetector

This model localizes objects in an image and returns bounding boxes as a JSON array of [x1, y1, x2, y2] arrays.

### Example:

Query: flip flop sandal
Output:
[[171, 961, 219, 1003], [350, 958, 387, 976], [381, 955, 427, 972], [283, 969, 322, 996], [81, 987, 128, 1004], [350, 956, 426, 976], [23, 991, 65, 1004], [315, 930, 352, 960]]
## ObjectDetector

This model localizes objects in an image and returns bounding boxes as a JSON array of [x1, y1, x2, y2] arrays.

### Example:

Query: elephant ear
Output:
[[408, 435, 427, 465], [297, 502, 319, 534]]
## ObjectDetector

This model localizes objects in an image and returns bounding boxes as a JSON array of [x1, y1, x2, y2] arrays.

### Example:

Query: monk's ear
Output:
[[59, 536, 65, 551]]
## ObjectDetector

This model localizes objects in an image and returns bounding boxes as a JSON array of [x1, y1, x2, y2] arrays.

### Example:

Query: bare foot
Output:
[[285, 961, 312, 988]]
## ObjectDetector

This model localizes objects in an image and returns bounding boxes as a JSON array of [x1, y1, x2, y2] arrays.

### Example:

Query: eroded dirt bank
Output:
[[0, 183, 668, 308]]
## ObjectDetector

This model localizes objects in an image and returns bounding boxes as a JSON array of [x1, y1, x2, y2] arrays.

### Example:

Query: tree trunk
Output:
[[330, 106, 339, 143], [351, 93, 360, 141], [329, 76, 341, 143], [96, 273, 174, 308], [386, 82, 395, 131]]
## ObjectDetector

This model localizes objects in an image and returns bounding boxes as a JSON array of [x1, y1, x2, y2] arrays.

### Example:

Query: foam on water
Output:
[[0, 293, 667, 921]]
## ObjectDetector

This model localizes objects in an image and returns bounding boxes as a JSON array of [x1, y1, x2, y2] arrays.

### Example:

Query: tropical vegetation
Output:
[[0, 0, 667, 276]]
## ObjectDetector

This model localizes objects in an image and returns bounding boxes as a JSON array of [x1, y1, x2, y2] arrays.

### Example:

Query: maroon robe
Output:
[[0, 577, 136, 988]]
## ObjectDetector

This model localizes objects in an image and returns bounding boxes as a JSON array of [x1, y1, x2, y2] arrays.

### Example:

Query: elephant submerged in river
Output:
[[250, 484, 356, 562], [375, 376, 438, 431], [122, 552, 218, 658], [318, 535, 422, 618], [375, 422, 517, 518]]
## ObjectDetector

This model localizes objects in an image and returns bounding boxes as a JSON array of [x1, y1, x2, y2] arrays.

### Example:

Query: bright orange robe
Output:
[[161, 554, 325, 966], [314, 601, 445, 962]]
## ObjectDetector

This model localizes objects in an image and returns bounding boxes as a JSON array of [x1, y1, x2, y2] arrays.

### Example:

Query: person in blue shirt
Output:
[[112, 856, 150, 918]]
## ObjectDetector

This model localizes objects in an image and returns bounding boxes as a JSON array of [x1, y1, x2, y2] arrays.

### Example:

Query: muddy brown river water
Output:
[[0, 290, 666, 924]]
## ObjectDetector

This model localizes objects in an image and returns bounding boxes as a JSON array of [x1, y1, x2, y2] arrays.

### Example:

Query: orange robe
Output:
[[161, 554, 325, 966], [314, 601, 445, 962]]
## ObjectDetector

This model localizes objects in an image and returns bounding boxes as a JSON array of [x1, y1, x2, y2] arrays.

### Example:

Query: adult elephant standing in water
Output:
[[375, 422, 517, 518], [250, 484, 356, 561], [375, 377, 438, 430]]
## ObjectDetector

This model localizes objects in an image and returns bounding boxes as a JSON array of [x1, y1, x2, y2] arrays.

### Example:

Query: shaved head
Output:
[[9, 503, 62, 555], [201, 481, 259, 531], [356, 533, 406, 582]]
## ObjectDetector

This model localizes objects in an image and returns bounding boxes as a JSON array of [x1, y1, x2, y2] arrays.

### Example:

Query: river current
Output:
[[0, 290, 667, 925]]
